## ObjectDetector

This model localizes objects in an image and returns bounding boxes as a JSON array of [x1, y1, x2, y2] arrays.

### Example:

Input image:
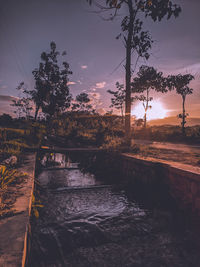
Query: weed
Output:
[[32, 194, 44, 219], [0, 165, 18, 189], [100, 136, 123, 150], [0, 165, 27, 189]]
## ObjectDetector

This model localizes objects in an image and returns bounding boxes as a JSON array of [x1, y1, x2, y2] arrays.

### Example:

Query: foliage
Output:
[[72, 92, 93, 113], [30, 122, 46, 146], [0, 128, 26, 158], [27, 42, 72, 119], [167, 74, 194, 134], [107, 82, 137, 121], [0, 165, 17, 189], [100, 135, 123, 150], [0, 165, 27, 190], [132, 65, 167, 93], [133, 125, 200, 144], [2, 139, 28, 150], [107, 82, 125, 119], [0, 121, 47, 162], [10, 82, 33, 119], [87, 0, 181, 142], [0, 128, 25, 141], [132, 65, 167, 127], [41, 113, 125, 147]]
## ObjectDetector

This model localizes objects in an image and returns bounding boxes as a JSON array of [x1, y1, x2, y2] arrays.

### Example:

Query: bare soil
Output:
[[135, 145, 200, 167]]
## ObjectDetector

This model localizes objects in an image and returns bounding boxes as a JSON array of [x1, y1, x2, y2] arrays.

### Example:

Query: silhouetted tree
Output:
[[132, 65, 167, 128], [135, 95, 152, 128], [108, 82, 137, 123], [29, 42, 72, 120], [11, 82, 33, 119], [107, 82, 125, 121], [72, 92, 93, 113], [167, 74, 194, 135], [87, 0, 181, 144], [11, 98, 23, 119]]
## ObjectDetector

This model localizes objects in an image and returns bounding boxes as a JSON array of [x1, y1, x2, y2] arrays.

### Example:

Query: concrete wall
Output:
[[121, 153, 200, 217], [168, 166, 200, 216]]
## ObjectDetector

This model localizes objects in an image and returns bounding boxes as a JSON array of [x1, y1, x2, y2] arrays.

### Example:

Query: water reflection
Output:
[[41, 153, 75, 168], [39, 169, 102, 189]]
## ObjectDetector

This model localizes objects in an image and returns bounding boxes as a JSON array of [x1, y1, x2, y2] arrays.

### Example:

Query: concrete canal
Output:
[[28, 152, 200, 267]]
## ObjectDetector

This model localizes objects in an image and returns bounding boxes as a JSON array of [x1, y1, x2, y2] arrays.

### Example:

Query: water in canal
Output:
[[29, 152, 200, 267]]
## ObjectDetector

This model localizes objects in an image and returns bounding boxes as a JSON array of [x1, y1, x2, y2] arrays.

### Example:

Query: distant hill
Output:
[[148, 117, 200, 126]]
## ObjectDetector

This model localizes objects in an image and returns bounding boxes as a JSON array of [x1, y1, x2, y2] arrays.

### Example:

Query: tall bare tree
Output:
[[87, 0, 181, 144]]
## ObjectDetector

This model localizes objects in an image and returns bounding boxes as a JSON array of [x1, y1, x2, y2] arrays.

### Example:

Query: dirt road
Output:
[[133, 139, 200, 154]]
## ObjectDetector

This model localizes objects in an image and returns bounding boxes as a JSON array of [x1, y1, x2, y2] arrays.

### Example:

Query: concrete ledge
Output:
[[121, 153, 200, 215], [122, 153, 200, 176], [0, 153, 36, 267]]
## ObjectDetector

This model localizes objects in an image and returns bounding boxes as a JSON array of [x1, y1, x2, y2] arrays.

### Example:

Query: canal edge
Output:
[[22, 153, 36, 267], [121, 153, 200, 217]]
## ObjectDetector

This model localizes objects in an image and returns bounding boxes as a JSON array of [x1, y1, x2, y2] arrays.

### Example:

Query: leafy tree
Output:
[[107, 82, 136, 122], [11, 82, 33, 119], [167, 74, 194, 135], [29, 42, 72, 120], [132, 65, 166, 128], [11, 98, 23, 119], [87, 0, 181, 144], [107, 82, 125, 121], [72, 92, 93, 113]]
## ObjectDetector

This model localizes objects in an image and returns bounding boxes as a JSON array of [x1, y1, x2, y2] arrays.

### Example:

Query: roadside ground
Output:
[[131, 139, 200, 168]]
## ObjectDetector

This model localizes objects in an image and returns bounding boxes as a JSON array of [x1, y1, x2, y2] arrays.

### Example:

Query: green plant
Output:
[[100, 135, 123, 150], [0, 165, 28, 189]]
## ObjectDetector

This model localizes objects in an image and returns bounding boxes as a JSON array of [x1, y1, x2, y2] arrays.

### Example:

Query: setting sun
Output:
[[132, 100, 168, 121]]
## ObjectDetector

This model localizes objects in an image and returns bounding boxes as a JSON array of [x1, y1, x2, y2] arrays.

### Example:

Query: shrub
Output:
[[0, 165, 20, 189], [100, 135, 123, 150]]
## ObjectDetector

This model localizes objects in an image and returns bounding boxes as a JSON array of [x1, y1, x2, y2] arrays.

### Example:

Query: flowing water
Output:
[[29, 152, 200, 267]]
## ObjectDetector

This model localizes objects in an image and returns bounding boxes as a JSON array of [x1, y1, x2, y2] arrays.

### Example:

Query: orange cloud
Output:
[[95, 82, 106, 89]]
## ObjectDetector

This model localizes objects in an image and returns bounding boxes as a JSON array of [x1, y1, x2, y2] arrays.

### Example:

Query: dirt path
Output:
[[132, 140, 200, 167]]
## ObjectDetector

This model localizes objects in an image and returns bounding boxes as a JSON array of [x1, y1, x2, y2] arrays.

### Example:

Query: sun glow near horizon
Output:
[[131, 100, 168, 121]]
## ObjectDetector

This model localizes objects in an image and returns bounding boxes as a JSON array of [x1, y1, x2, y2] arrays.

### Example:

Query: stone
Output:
[[2, 155, 17, 166]]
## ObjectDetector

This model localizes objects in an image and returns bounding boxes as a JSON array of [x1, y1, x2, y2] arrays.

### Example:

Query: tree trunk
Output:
[[144, 112, 147, 128], [121, 106, 124, 123], [182, 96, 186, 135], [125, 0, 134, 145], [34, 105, 40, 121], [144, 89, 150, 129]]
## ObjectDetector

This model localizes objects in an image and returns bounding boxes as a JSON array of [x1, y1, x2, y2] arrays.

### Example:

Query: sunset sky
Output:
[[0, 0, 199, 119]]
